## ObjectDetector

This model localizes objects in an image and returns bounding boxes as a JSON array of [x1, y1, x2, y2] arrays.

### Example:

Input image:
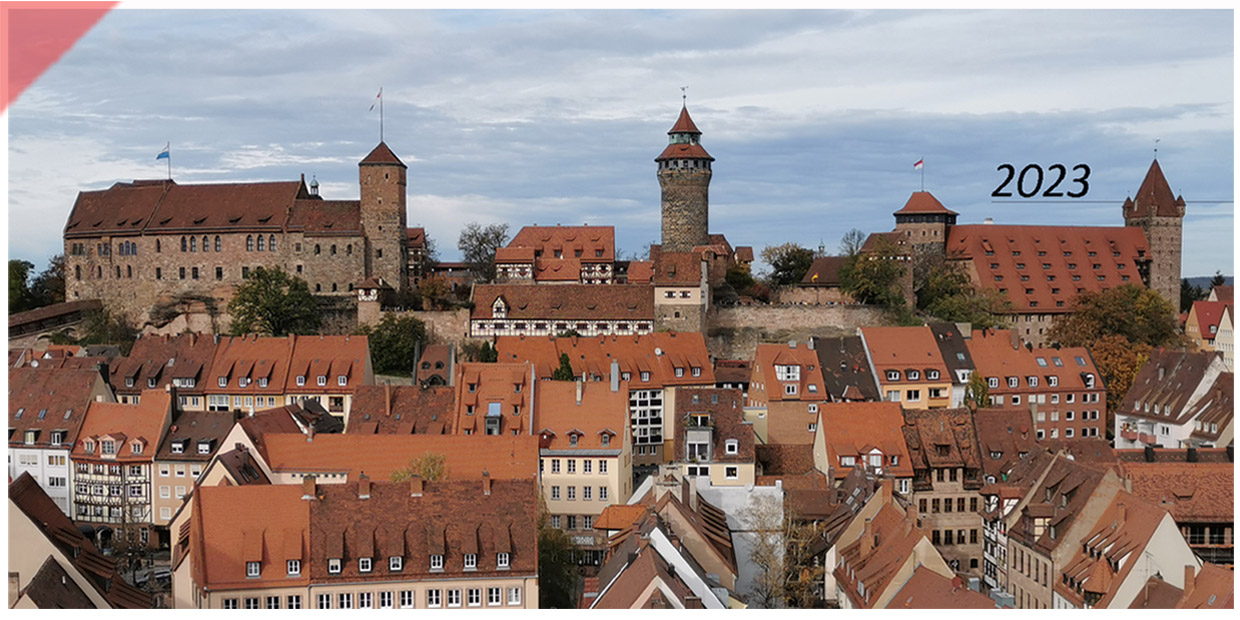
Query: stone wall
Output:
[[658, 167, 710, 252], [374, 309, 472, 345], [775, 286, 855, 305], [706, 304, 888, 360]]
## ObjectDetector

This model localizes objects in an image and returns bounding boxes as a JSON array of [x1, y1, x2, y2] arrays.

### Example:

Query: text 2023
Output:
[[993, 163, 1090, 198]]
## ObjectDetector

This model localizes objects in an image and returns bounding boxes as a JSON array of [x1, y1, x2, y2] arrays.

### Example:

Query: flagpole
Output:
[[166, 142, 172, 180], [920, 157, 924, 191], [379, 87, 384, 142]]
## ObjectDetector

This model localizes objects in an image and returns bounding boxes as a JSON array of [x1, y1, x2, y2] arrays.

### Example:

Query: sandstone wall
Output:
[[775, 286, 855, 305], [706, 304, 889, 360]]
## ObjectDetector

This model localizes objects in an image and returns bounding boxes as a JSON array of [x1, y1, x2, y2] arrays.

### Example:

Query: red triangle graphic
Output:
[[1, 1, 118, 113]]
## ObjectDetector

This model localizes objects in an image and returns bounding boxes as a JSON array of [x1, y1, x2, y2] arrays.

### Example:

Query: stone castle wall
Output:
[[1128, 217, 1182, 307], [706, 304, 888, 359], [659, 168, 710, 252]]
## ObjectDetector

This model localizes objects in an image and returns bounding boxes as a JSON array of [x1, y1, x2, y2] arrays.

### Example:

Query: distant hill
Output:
[[1185, 276, 1234, 289]]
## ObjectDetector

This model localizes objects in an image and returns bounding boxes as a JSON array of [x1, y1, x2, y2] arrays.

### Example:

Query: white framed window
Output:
[[599, 486, 609, 501], [427, 589, 441, 608], [338, 593, 353, 609], [927, 369, 940, 380], [246, 561, 260, 578], [224, 599, 239, 609], [551, 486, 560, 500], [359, 557, 372, 573], [317, 375, 327, 386], [317, 594, 331, 609], [488, 587, 502, 606], [448, 589, 462, 608], [1012, 395, 1021, 406], [159, 485, 171, 499], [358, 592, 372, 609], [675, 367, 684, 378], [726, 466, 738, 479], [266, 596, 280, 609], [692, 366, 701, 377], [191, 464, 202, 478], [907, 370, 920, 381], [287, 559, 300, 576], [1048, 375, 1058, 387], [988, 377, 999, 389], [726, 439, 739, 455], [886, 370, 900, 381], [1051, 394, 1059, 404], [599, 460, 608, 474], [468, 588, 482, 607], [584, 486, 592, 500], [287, 595, 302, 609], [808, 403, 819, 413], [464, 553, 477, 570], [784, 384, 798, 395], [887, 390, 900, 402], [379, 592, 393, 609], [337, 375, 347, 386], [1007, 377, 1018, 388], [1028, 376, 1038, 388], [218, 377, 227, 388], [430, 554, 444, 571], [160, 507, 172, 520], [906, 390, 920, 401], [497, 552, 510, 569], [296, 375, 306, 386], [328, 558, 341, 574], [389, 556, 402, 571], [400, 591, 414, 609], [507, 587, 522, 606]]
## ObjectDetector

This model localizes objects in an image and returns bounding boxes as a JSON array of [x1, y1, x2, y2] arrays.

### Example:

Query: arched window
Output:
[[189, 236, 196, 252], [346, 244, 352, 256], [257, 235, 265, 251], [181, 236, 187, 252], [315, 244, 321, 255], [246, 235, 254, 251], [202, 236, 209, 252], [269, 235, 276, 252], [330, 245, 337, 255], [96, 266, 102, 278], [215, 235, 221, 252], [74, 265, 81, 280]]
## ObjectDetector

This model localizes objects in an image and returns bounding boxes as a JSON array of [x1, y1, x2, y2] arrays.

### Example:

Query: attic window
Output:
[[726, 440, 739, 455], [935, 444, 950, 457], [317, 375, 327, 387], [337, 375, 347, 386], [297, 375, 306, 386], [219, 377, 227, 388]]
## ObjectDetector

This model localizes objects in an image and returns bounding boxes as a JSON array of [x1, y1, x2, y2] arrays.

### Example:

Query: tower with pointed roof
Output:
[[893, 190, 958, 255], [359, 142, 409, 295], [656, 105, 713, 253], [1122, 160, 1185, 306]]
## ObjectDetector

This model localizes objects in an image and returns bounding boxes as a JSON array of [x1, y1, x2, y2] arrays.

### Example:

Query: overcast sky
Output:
[[7, 9, 1234, 277]]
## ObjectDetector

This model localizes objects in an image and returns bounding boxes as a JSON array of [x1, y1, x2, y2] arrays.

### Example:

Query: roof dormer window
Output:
[[907, 370, 920, 381], [171, 440, 186, 454], [101, 440, 116, 455], [337, 375, 347, 386], [198, 440, 212, 454], [239, 377, 250, 388], [296, 375, 305, 386], [886, 370, 900, 381], [927, 370, 939, 381], [148, 377, 157, 388], [125, 378, 134, 388], [317, 375, 327, 387], [675, 367, 684, 378], [218, 377, 227, 388], [726, 439, 739, 455]]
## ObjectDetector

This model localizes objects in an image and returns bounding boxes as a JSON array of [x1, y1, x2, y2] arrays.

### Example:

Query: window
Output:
[[287, 559, 300, 576], [551, 459, 561, 474], [551, 486, 561, 500], [328, 558, 341, 574], [317, 594, 331, 609], [887, 390, 900, 402], [508, 587, 522, 606], [584, 486, 592, 500], [317, 375, 327, 386], [464, 553, 477, 570], [468, 588, 482, 607], [379, 592, 393, 609], [600, 486, 609, 501], [567, 486, 576, 501], [389, 556, 402, 571], [338, 593, 352, 609], [448, 589, 462, 608], [359, 557, 372, 572], [497, 552, 510, 569], [906, 389, 920, 401], [296, 375, 306, 386], [400, 591, 414, 609], [266, 596, 280, 610], [430, 554, 444, 571], [246, 561, 260, 578], [224, 599, 239, 610], [287, 595, 302, 609], [488, 587, 502, 606], [358, 592, 372, 609], [907, 370, 920, 381], [726, 466, 739, 479], [427, 589, 442, 608], [599, 460, 608, 473]]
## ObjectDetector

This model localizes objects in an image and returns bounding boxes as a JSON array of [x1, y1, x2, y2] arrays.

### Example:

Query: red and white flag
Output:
[[368, 88, 382, 112], [913, 159, 924, 170]]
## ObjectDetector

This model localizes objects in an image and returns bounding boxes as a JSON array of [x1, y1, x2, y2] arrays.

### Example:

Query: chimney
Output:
[[685, 596, 703, 609], [301, 475, 317, 500], [358, 473, 371, 499], [1144, 445, 1156, 462], [1183, 565, 1196, 595], [96, 394, 105, 402], [1008, 328, 1020, 349], [807, 338, 815, 351], [409, 475, 424, 497], [482, 470, 492, 496], [610, 360, 620, 392], [384, 382, 392, 418], [860, 518, 874, 555], [307, 426, 315, 443], [983, 217, 994, 225], [788, 340, 797, 349], [575, 380, 583, 406], [1186, 447, 1199, 463]]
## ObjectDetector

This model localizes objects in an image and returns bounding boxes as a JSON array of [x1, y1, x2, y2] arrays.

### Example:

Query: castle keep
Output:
[[656, 105, 713, 252]]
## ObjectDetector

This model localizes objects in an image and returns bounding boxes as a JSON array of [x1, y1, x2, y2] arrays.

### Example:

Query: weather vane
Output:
[[681, 85, 688, 104], [1154, 138, 1160, 159]]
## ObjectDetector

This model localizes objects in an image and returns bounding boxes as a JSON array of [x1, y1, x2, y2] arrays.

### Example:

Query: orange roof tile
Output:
[[668, 105, 701, 134], [473, 284, 653, 321], [861, 326, 950, 382], [283, 335, 369, 393], [9, 367, 108, 449], [1177, 563, 1234, 609], [507, 225, 615, 263], [209, 335, 294, 396], [1058, 490, 1170, 608], [194, 485, 309, 591], [534, 380, 628, 451], [359, 141, 405, 167], [595, 504, 649, 530], [496, 333, 715, 388], [72, 389, 172, 461], [1121, 461, 1233, 523], [967, 328, 1101, 393], [1190, 300, 1229, 339], [817, 402, 913, 479], [753, 342, 828, 403], [893, 191, 958, 216], [1123, 159, 1185, 219], [887, 566, 997, 609], [260, 434, 539, 481], [835, 502, 930, 608], [454, 362, 532, 436]]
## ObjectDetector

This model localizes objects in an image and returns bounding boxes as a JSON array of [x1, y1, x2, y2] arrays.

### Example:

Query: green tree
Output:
[[839, 238, 907, 310], [537, 498, 580, 608], [1048, 284, 1180, 349], [9, 259, 35, 313], [227, 267, 320, 336], [761, 243, 815, 287], [1181, 278, 1207, 313], [725, 264, 756, 295], [359, 314, 427, 376], [917, 260, 1009, 329], [1210, 270, 1226, 289], [478, 341, 498, 363], [963, 372, 990, 413], [458, 221, 510, 283], [551, 353, 575, 381], [390, 452, 447, 483], [29, 254, 66, 308], [65, 307, 139, 355]]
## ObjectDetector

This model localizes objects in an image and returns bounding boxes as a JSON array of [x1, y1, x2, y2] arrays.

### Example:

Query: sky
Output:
[[6, 8, 1235, 277]]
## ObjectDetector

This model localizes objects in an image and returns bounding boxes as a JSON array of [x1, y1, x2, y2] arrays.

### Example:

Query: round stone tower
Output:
[[656, 105, 713, 252]]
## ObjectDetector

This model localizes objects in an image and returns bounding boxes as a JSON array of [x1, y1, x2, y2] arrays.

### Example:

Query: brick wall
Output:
[[658, 168, 710, 252], [706, 304, 888, 359]]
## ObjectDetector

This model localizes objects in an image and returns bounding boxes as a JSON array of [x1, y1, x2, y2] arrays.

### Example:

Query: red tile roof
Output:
[[1188, 372, 1232, 441], [800, 256, 848, 286], [359, 141, 405, 167], [139, 181, 302, 233], [945, 224, 1150, 313], [1057, 490, 1170, 608], [1209, 284, 1233, 303], [405, 227, 425, 247], [754, 444, 816, 476], [286, 199, 362, 236], [473, 284, 653, 321], [112, 332, 218, 397], [753, 342, 828, 403], [192, 484, 309, 591], [9, 367, 109, 449], [209, 335, 295, 397], [673, 388, 753, 463], [668, 105, 701, 134], [861, 326, 950, 384], [535, 380, 628, 450], [1177, 563, 1234, 609], [966, 328, 1101, 394], [1117, 348, 1221, 426], [9, 299, 102, 328], [72, 389, 173, 462], [496, 333, 715, 388], [1190, 300, 1229, 339], [712, 359, 751, 385], [886, 566, 997, 609], [347, 384, 455, 434], [507, 225, 615, 263], [835, 502, 931, 608], [653, 252, 704, 285], [260, 434, 540, 481], [626, 260, 654, 284], [1120, 461, 1233, 523], [1123, 159, 1185, 219], [283, 334, 370, 394], [454, 363, 533, 436], [893, 191, 958, 216], [819, 402, 914, 479]]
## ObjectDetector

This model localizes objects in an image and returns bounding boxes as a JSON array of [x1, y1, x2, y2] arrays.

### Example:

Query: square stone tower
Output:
[[359, 142, 409, 295], [1122, 160, 1185, 307]]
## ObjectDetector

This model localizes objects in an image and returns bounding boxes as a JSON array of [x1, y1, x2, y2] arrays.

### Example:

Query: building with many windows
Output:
[[747, 340, 829, 445], [151, 409, 236, 544], [860, 326, 953, 409]]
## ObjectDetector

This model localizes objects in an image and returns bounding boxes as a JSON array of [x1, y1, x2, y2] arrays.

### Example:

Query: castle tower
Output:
[[359, 142, 409, 295], [892, 190, 958, 256], [656, 105, 713, 252], [1122, 160, 1185, 307]]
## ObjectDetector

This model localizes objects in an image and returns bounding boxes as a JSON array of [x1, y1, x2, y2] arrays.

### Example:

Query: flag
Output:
[[156, 144, 169, 160], [811, 273, 819, 282], [913, 159, 924, 170], [368, 88, 381, 112]]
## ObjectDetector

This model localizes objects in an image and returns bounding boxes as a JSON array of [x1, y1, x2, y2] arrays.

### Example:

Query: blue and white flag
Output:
[[156, 144, 170, 160]]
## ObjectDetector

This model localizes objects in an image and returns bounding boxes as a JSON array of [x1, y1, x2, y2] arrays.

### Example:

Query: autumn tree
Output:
[[1089, 334, 1153, 433], [228, 267, 320, 336], [390, 452, 447, 482], [916, 258, 1010, 330], [963, 371, 990, 413], [1048, 285, 1180, 349], [738, 493, 785, 608], [358, 313, 427, 376], [839, 237, 907, 310], [761, 243, 815, 287], [458, 221, 510, 283]]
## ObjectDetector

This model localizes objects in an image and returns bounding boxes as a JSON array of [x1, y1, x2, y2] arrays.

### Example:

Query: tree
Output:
[[458, 221, 510, 283], [537, 497, 580, 609], [838, 238, 907, 310], [417, 275, 452, 310], [963, 371, 990, 413], [738, 493, 785, 608], [917, 259, 1009, 329], [1048, 285, 1181, 349], [761, 243, 815, 287], [838, 228, 866, 257], [1181, 278, 1207, 313], [390, 452, 447, 482], [725, 265, 757, 295], [1210, 270, 1226, 289], [358, 314, 427, 376], [9, 259, 35, 313], [1088, 334, 1153, 432], [66, 307, 140, 355], [227, 267, 320, 336], [551, 353, 575, 381], [30, 254, 66, 307], [478, 341, 498, 363]]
